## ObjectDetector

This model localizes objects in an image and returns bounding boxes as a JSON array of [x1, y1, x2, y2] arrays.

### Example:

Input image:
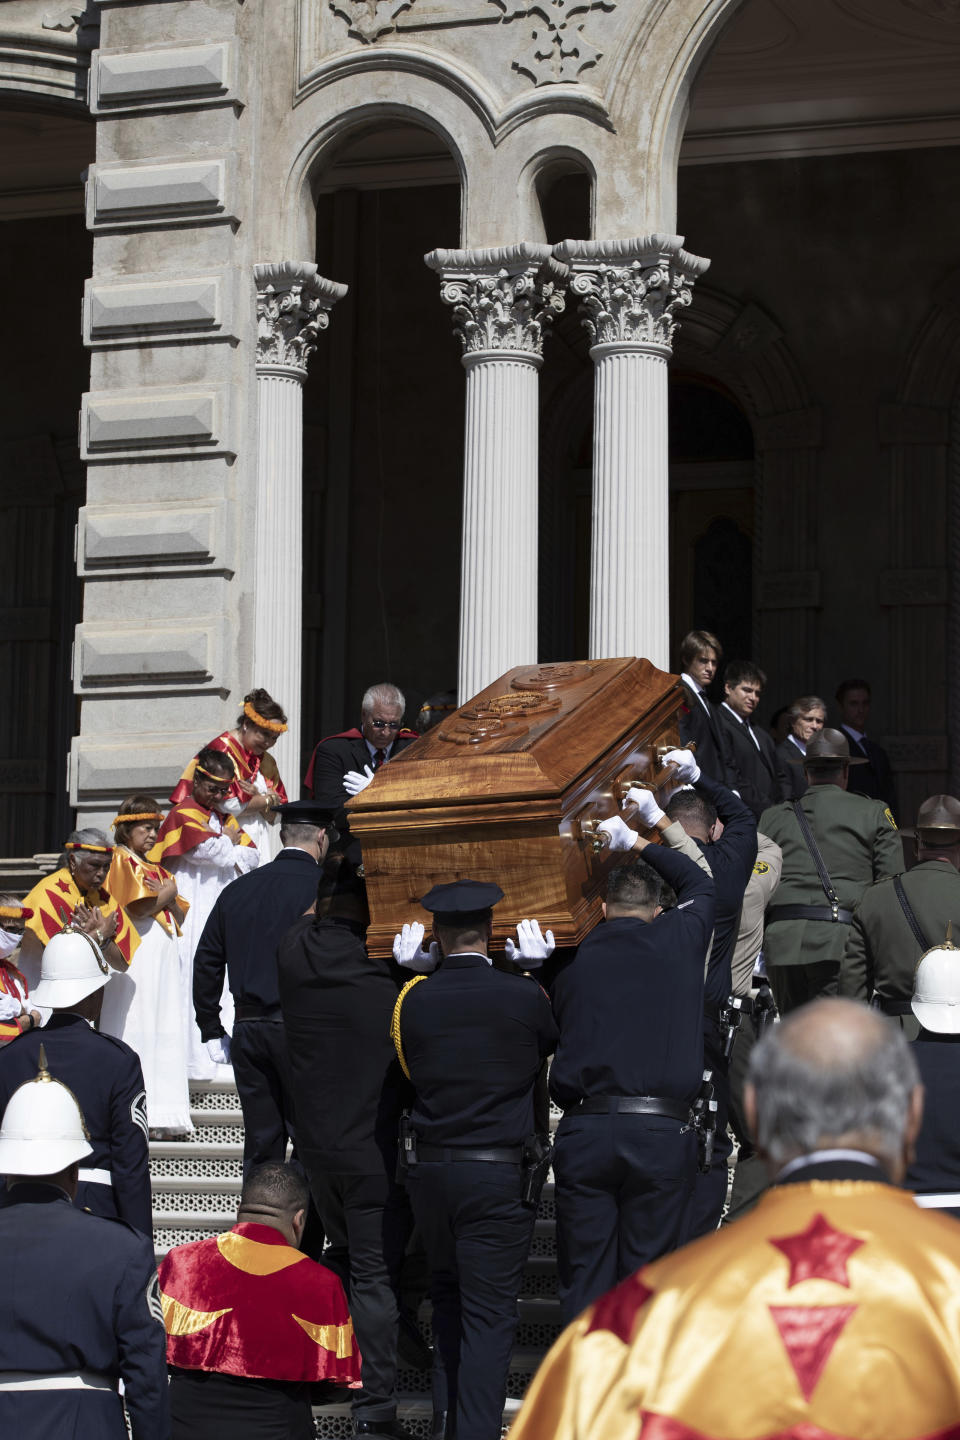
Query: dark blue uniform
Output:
[[908, 1032, 960, 1219], [0, 1183, 169, 1439], [397, 956, 558, 1440], [549, 843, 714, 1323], [0, 1015, 151, 1235], [685, 774, 758, 1238], [193, 846, 321, 1167]]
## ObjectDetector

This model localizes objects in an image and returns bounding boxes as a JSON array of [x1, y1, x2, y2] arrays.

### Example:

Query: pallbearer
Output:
[[391, 880, 557, 1440]]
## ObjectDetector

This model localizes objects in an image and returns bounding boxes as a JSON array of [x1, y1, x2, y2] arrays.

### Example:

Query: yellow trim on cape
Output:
[[160, 1290, 233, 1337], [291, 1314, 355, 1357], [390, 975, 428, 1080], [216, 1230, 308, 1276]]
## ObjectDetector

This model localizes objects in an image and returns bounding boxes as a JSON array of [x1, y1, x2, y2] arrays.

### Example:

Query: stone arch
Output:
[[520, 145, 596, 244], [0, 18, 91, 107]]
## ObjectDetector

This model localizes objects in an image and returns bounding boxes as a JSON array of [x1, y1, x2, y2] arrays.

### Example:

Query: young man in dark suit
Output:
[[718, 659, 778, 820], [677, 629, 729, 784], [835, 677, 897, 818]]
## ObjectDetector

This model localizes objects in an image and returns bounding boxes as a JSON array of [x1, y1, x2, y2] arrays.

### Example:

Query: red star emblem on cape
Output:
[[55, 879, 72, 894], [769, 1305, 856, 1401], [769, 1212, 865, 1288], [584, 1272, 654, 1344]]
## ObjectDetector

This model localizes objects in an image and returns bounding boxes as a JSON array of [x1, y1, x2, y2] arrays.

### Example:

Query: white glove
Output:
[[392, 921, 440, 974], [662, 748, 701, 784], [343, 764, 375, 797], [597, 815, 639, 853], [206, 1035, 231, 1065], [505, 918, 556, 968], [623, 787, 667, 829]]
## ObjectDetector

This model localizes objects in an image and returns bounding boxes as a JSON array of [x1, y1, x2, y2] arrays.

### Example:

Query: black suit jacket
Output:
[[193, 846, 321, 1036], [718, 705, 778, 820], [692, 774, 758, 1009], [775, 736, 808, 802], [678, 682, 729, 784], [839, 725, 897, 816], [304, 728, 419, 860]]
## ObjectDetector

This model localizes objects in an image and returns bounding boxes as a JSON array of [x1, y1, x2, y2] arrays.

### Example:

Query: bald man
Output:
[[511, 999, 960, 1440]]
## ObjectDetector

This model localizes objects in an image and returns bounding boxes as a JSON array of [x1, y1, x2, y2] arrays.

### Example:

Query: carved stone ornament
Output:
[[254, 262, 348, 377], [426, 244, 568, 358], [329, 0, 413, 42], [493, 0, 616, 85], [555, 236, 710, 352]]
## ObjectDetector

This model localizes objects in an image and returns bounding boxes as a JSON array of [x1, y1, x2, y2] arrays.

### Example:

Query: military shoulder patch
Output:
[[146, 1272, 164, 1327], [753, 860, 770, 875], [884, 807, 898, 830], [131, 1089, 149, 1143]]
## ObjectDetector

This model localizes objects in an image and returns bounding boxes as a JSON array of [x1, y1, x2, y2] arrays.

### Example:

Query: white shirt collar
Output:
[[365, 738, 393, 762], [843, 724, 866, 742], [788, 733, 806, 754], [722, 701, 745, 724], [682, 672, 703, 695], [775, 1148, 882, 1181]]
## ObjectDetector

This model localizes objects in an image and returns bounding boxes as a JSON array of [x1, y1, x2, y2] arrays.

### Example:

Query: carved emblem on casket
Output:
[[439, 689, 560, 744], [511, 662, 594, 690]]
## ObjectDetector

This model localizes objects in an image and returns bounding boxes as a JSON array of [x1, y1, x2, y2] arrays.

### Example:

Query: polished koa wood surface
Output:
[[347, 658, 684, 956]]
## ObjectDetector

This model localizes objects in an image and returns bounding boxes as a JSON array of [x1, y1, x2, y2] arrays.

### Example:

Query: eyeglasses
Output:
[[197, 780, 231, 797], [367, 719, 402, 731]]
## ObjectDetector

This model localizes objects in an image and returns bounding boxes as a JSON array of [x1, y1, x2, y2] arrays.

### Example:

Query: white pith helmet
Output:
[[0, 1045, 92, 1174], [30, 926, 112, 1009], [911, 927, 960, 1034]]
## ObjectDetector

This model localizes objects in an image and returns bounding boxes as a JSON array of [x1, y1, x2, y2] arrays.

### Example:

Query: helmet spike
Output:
[[36, 1044, 52, 1082]]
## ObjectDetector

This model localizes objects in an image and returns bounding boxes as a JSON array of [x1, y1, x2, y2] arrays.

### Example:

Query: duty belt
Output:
[[0, 1370, 117, 1392], [416, 1144, 523, 1164], [874, 996, 914, 1017], [78, 1167, 112, 1187], [234, 1003, 283, 1023], [767, 903, 853, 925], [563, 1095, 691, 1122]]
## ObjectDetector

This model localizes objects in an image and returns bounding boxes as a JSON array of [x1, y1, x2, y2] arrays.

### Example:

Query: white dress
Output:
[[167, 818, 259, 1081], [221, 772, 282, 863], [99, 907, 193, 1133]]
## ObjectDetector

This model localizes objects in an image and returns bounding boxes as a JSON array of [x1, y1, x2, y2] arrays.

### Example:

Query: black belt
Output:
[[767, 904, 853, 925], [564, 1095, 691, 1122], [416, 1144, 523, 1164], [875, 996, 914, 1016], [234, 1004, 283, 1023]]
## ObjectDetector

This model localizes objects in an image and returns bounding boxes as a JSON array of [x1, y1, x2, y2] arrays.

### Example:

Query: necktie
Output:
[[746, 724, 760, 753], [370, 749, 384, 771]]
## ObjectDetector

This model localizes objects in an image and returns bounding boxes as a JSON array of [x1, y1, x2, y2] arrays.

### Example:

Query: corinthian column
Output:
[[425, 244, 567, 701], [555, 237, 709, 668], [254, 261, 347, 784]]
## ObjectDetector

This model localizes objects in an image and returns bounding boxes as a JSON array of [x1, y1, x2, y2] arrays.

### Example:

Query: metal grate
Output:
[[150, 1155, 242, 1182], [179, 1122, 245, 1145], [150, 1189, 237, 1216], [188, 1084, 243, 1112]]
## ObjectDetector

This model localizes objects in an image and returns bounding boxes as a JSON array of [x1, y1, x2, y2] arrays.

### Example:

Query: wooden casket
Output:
[[347, 658, 686, 956]]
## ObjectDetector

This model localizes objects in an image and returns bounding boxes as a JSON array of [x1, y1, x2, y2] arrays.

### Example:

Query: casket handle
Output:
[[574, 816, 608, 855]]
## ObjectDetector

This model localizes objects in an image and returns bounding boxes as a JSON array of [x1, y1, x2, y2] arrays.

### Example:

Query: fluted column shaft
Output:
[[426, 244, 567, 702], [254, 262, 346, 784], [556, 236, 710, 669]]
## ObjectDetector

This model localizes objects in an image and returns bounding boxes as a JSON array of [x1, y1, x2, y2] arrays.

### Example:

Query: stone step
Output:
[[312, 1394, 523, 1439], [150, 1153, 244, 1184], [391, 1345, 547, 1399]]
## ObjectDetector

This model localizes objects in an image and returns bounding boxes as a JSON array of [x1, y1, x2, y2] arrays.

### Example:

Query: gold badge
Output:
[[753, 860, 770, 875], [884, 807, 898, 829]]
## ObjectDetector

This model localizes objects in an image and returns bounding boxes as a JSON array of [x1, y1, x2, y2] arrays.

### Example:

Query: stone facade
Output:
[[1, 0, 959, 849]]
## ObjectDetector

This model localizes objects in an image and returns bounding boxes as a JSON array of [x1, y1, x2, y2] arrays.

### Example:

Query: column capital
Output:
[[254, 261, 348, 379], [554, 235, 709, 353], [425, 242, 568, 361]]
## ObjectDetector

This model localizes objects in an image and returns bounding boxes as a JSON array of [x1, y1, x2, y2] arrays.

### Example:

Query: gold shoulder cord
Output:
[[390, 975, 428, 1080]]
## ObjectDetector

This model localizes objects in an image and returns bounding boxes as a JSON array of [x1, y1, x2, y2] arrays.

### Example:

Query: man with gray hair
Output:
[[303, 683, 418, 866], [511, 998, 960, 1440], [775, 694, 827, 800]]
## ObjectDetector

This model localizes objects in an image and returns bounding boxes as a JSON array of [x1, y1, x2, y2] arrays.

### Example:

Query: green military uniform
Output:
[[839, 858, 960, 1018], [759, 784, 902, 1013]]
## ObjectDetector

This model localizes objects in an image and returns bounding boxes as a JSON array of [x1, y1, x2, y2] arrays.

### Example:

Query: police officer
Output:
[[193, 798, 338, 1169], [550, 812, 715, 1323], [907, 936, 960, 1217], [760, 728, 902, 1014], [0, 927, 151, 1234], [839, 794, 960, 1030], [391, 880, 558, 1440], [650, 750, 757, 1235], [0, 1047, 169, 1438]]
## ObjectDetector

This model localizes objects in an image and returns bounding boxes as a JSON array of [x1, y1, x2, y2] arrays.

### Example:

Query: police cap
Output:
[[786, 727, 869, 766], [419, 880, 505, 925], [277, 799, 339, 840], [905, 793, 960, 845]]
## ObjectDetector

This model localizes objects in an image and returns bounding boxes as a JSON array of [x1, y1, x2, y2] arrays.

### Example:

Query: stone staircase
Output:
[[150, 1080, 562, 1438]]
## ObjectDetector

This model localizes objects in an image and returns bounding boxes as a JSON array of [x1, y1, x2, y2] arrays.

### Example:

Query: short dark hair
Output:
[[679, 629, 722, 671], [836, 677, 871, 702], [664, 790, 718, 833], [605, 856, 661, 912], [240, 1161, 308, 1214], [436, 910, 492, 951], [724, 659, 766, 691], [196, 746, 234, 780]]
